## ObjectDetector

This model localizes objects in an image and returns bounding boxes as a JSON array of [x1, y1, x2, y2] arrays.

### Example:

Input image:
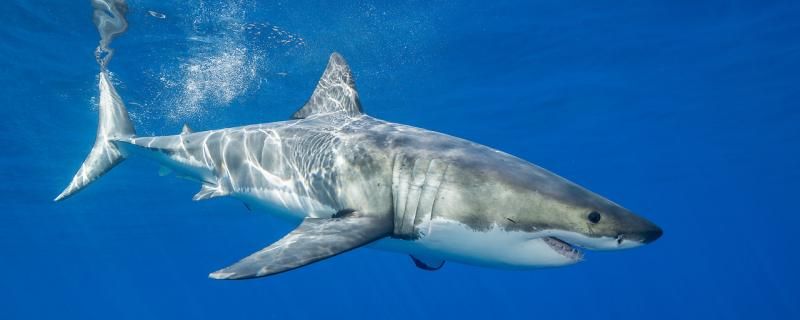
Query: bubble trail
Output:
[[91, 0, 128, 69]]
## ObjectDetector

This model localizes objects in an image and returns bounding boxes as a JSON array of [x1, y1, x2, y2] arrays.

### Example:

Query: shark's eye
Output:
[[588, 211, 601, 224]]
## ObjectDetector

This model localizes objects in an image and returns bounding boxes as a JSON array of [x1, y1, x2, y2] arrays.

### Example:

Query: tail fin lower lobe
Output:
[[55, 72, 135, 201]]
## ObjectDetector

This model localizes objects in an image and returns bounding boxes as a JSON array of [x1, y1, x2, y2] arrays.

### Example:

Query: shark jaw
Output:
[[542, 229, 649, 251], [542, 236, 584, 262]]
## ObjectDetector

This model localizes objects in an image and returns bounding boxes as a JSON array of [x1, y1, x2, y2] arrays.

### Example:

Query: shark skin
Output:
[[56, 53, 662, 280]]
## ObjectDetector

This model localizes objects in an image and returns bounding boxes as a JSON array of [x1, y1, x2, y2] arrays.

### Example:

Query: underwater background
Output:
[[1, 0, 799, 319]]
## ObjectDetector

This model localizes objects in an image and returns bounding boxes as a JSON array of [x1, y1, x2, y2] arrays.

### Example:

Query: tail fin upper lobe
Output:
[[55, 72, 135, 201]]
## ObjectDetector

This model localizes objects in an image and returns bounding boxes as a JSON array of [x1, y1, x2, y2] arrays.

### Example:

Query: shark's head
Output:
[[437, 148, 663, 267], [523, 186, 663, 262]]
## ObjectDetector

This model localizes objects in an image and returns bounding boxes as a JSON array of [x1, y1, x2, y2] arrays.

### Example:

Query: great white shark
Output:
[[56, 53, 662, 279]]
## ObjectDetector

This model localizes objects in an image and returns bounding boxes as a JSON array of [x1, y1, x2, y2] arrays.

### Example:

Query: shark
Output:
[[55, 53, 662, 279]]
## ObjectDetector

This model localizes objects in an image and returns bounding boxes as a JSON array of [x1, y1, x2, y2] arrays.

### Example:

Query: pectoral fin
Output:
[[209, 211, 392, 280]]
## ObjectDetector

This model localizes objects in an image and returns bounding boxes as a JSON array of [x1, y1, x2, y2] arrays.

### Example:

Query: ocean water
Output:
[[1, 0, 799, 319]]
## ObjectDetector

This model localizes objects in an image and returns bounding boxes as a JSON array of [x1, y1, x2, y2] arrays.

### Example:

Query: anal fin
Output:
[[209, 211, 392, 280]]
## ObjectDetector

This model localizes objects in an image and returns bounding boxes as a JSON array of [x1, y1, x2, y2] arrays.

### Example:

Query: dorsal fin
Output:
[[181, 123, 193, 134], [292, 53, 363, 119]]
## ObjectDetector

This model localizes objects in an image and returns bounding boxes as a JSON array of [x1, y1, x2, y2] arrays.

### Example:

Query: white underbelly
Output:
[[371, 218, 577, 268], [229, 187, 576, 268]]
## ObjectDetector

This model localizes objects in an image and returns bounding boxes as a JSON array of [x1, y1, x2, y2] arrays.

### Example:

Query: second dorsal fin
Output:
[[291, 53, 363, 119]]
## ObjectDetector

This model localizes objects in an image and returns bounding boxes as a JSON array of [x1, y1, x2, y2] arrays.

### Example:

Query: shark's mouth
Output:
[[543, 237, 584, 261]]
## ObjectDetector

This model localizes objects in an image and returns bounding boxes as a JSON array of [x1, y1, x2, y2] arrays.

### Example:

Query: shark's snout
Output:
[[542, 207, 663, 252], [645, 226, 663, 243], [605, 213, 663, 249], [629, 221, 663, 244]]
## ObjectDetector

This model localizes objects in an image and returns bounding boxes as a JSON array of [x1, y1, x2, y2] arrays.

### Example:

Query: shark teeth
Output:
[[543, 237, 584, 261]]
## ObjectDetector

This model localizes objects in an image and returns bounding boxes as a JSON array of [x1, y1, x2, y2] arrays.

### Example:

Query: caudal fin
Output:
[[54, 72, 136, 201]]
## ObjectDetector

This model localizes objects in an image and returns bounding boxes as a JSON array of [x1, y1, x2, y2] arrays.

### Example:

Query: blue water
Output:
[[2, 0, 799, 319]]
